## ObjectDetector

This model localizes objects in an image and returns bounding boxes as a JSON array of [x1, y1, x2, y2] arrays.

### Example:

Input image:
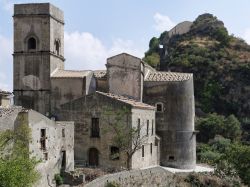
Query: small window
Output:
[[169, 156, 175, 161], [151, 120, 154, 135], [44, 152, 48, 160], [0, 96, 2, 106], [55, 40, 60, 55], [150, 143, 153, 154], [62, 128, 65, 138], [28, 37, 36, 50], [137, 118, 140, 138], [142, 145, 144, 158], [91, 118, 100, 137], [156, 103, 163, 112], [40, 129, 46, 151], [146, 120, 149, 136], [110, 146, 119, 160]]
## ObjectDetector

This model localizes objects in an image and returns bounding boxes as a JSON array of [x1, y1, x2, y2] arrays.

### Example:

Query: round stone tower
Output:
[[144, 71, 196, 169]]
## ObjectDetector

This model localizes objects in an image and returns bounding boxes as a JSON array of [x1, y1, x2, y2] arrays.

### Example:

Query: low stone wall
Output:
[[85, 166, 177, 187]]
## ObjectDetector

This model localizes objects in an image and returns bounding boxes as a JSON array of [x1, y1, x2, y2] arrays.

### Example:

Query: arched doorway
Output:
[[88, 148, 99, 166]]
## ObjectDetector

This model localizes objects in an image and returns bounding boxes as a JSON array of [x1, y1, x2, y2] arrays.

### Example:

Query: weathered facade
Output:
[[59, 91, 159, 169], [0, 90, 13, 107], [13, 3, 196, 170], [0, 107, 74, 187]]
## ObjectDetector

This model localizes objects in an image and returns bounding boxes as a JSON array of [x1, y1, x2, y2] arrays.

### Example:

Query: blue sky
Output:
[[1, 0, 250, 91]]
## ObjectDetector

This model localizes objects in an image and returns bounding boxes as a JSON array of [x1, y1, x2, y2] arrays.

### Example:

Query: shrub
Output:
[[105, 181, 120, 187], [54, 173, 64, 185]]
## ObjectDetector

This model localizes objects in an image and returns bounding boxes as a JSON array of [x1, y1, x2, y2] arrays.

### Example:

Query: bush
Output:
[[196, 113, 241, 143], [54, 174, 64, 185], [105, 181, 120, 187]]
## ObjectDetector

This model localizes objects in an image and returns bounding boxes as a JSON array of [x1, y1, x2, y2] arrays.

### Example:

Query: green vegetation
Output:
[[0, 120, 39, 187], [54, 173, 64, 185], [103, 107, 147, 170], [105, 181, 120, 187], [144, 13, 250, 185]]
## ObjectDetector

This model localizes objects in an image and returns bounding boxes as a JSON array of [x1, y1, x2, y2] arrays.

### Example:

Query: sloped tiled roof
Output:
[[145, 71, 192, 82], [0, 106, 22, 118], [0, 90, 12, 96], [51, 69, 91, 78], [93, 70, 107, 79], [96, 91, 155, 110]]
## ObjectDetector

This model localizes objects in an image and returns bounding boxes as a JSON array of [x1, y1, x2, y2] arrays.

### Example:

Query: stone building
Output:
[[0, 107, 74, 187], [0, 90, 13, 107], [13, 3, 196, 170], [59, 91, 160, 169]]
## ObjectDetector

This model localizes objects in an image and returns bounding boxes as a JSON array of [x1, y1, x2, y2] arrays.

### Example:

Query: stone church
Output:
[[13, 3, 196, 170]]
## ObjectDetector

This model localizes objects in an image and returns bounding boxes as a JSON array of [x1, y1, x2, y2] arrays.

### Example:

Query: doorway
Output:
[[88, 148, 99, 166]]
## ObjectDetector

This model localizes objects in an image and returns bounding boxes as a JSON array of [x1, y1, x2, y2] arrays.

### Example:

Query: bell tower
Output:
[[13, 3, 64, 115]]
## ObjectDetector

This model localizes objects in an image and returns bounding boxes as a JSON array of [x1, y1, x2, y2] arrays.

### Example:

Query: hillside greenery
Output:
[[144, 13, 250, 185]]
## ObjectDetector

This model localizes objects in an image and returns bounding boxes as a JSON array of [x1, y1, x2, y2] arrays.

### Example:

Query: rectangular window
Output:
[[137, 118, 140, 138], [40, 129, 46, 151], [142, 145, 144, 157], [0, 96, 2, 106], [44, 152, 48, 160], [169, 156, 175, 161], [110, 146, 120, 160], [151, 120, 154, 135], [150, 143, 153, 154], [146, 120, 149, 136], [62, 128, 65, 138], [91, 118, 100, 137]]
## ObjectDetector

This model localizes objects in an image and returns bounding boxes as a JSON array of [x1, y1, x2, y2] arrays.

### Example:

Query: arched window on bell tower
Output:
[[55, 40, 60, 56], [28, 37, 36, 50]]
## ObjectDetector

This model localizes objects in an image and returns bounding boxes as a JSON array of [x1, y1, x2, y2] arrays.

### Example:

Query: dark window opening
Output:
[[142, 145, 144, 157], [150, 143, 153, 154], [91, 118, 100, 137], [28, 37, 36, 50], [62, 128, 65, 138], [156, 103, 163, 112], [110, 146, 120, 160], [137, 118, 140, 138], [146, 120, 149, 136], [44, 152, 48, 160], [169, 156, 175, 161], [55, 40, 60, 55], [61, 151, 66, 170], [0, 96, 2, 106], [152, 120, 154, 135], [40, 129, 46, 151]]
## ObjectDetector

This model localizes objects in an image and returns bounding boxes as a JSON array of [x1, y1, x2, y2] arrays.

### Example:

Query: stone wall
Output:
[[144, 77, 196, 169], [107, 53, 144, 101], [85, 167, 177, 187], [59, 92, 158, 170]]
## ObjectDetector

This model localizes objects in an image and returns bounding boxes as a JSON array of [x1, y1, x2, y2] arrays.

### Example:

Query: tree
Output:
[[0, 122, 40, 187], [103, 107, 148, 170], [196, 113, 242, 143]]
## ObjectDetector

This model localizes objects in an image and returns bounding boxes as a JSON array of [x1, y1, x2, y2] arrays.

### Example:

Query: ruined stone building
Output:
[[12, 2, 196, 171], [0, 105, 74, 187]]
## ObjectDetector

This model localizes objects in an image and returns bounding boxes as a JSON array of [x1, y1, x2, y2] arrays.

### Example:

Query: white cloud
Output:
[[64, 31, 144, 70], [0, 31, 144, 91], [0, 34, 12, 91], [153, 13, 176, 32], [242, 28, 250, 44], [0, 0, 13, 14]]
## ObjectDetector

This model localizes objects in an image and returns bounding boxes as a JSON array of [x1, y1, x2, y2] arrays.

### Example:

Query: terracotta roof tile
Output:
[[0, 90, 12, 96], [96, 91, 155, 110], [51, 70, 91, 78], [145, 71, 192, 82], [93, 70, 107, 79]]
